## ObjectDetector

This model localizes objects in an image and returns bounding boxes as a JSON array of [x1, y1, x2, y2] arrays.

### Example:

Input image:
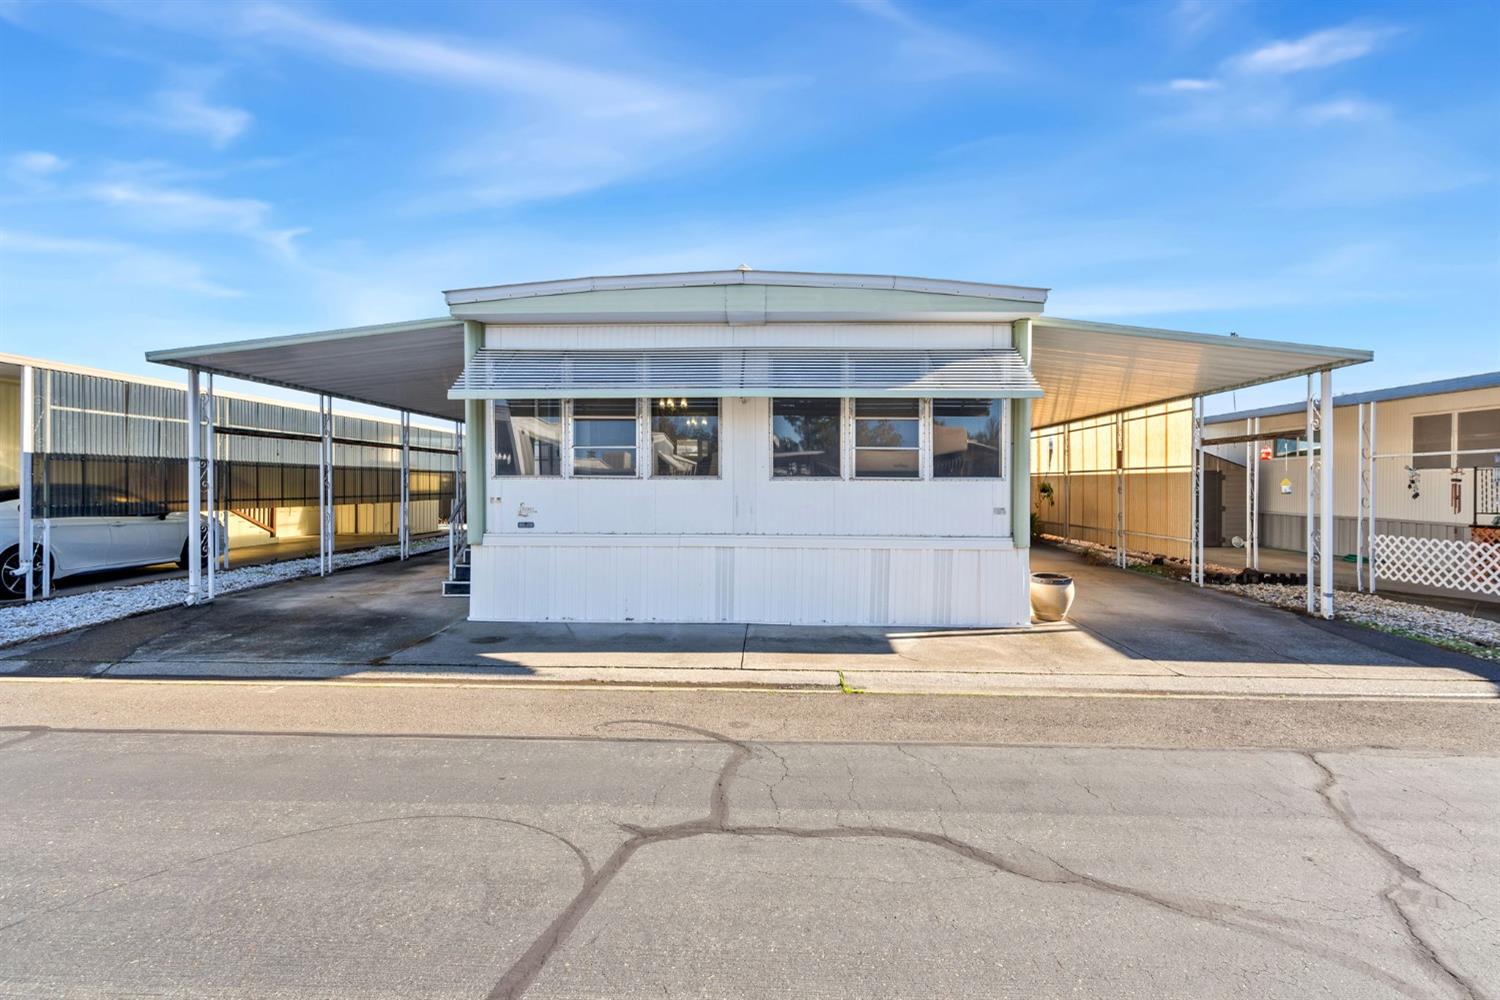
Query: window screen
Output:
[[1458, 408, 1500, 468], [853, 398, 919, 479], [772, 398, 842, 478], [651, 398, 719, 477], [932, 399, 1002, 478], [494, 399, 563, 477], [1412, 413, 1453, 470]]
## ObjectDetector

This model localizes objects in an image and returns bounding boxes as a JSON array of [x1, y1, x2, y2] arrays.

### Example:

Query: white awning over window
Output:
[[448, 348, 1042, 400]]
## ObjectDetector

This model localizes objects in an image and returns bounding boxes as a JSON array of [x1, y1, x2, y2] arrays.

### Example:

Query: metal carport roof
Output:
[[144, 271, 1372, 425]]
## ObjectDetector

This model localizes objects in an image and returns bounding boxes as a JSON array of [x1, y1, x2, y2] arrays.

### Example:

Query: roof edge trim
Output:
[[443, 270, 1051, 306]]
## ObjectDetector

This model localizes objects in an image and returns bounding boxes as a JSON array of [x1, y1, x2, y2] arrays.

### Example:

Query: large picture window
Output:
[[1458, 408, 1500, 468], [1412, 413, 1453, 470], [772, 398, 843, 478], [572, 399, 638, 477], [853, 398, 920, 479], [651, 398, 719, 477], [932, 399, 1002, 478], [493, 399, 562, 477]]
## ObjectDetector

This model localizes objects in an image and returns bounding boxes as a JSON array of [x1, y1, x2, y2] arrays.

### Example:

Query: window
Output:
[[1458, 408, 1500, 468], [772, 398, 842, 478], [932, 399, 1002, 478], [494, 399, 562, 476], [853, 398, 920, 479], [651, 398, 719, 477], [572, 398, 638, 477], [1412, 413, 1453, 470]]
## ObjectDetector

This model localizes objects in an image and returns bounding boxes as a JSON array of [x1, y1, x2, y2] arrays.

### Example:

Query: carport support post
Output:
[[1114, 411, 1125, 568], [1009, 317, 1032, 553], [185, 367, 201, 606], [463, 320, 487, 547], [1319, 369, 1334, 619], [17, 364, 34, 602], [1368, 402, 1377, 594], [399, 410, 410, 560], [205, 373, 216, 601], [1304, 375, 1317, 615], [1191, 396, 1204, 586], [1250, 417, 1260, 569], [319, 394, 334, 576]]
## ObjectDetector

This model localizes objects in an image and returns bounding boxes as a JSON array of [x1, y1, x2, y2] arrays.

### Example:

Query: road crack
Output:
[[1304, 751, 1487, 1000]]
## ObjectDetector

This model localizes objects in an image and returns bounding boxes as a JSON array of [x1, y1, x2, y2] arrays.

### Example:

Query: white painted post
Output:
[[205, 373, 216, 601], [1304, 375, 1316, 615], [185, 368, 201, 605], [1368, 402, 1378, 595], [399, 411, 410, 560], [40, 519, 51, 598], [17, 365, 34, 602], [1242, 419, 1254, 569], [1190, 397, 1204, 585], [1247, 417, 1259, 570], [1319, 369, 1335, 619], [319, 394, 334, 575], [1062, 426, 1071, 545], [1356, 402, 1369, 592], [1114, 411, 1125, 568]]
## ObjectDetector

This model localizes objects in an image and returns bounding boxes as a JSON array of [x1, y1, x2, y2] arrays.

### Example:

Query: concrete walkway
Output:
[[2, 546, 1495, 698]]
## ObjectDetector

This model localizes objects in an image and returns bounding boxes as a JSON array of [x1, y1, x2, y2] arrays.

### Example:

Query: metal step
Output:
[[441, 579, 470, 597]]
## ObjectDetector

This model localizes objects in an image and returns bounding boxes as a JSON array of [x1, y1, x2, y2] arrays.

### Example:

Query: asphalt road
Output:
[[1, 684, 1496, 1000]]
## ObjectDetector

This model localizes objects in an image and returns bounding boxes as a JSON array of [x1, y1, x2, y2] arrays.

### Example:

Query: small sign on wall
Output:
[[1280, 478, 1293, 495]]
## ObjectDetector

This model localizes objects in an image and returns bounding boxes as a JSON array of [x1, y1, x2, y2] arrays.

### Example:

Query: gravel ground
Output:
[[1219, 581, 1500, 661], [0, 537, 448, 648]]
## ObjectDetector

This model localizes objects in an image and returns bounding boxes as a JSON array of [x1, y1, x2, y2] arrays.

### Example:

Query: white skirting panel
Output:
[[469, 535, 1031, 627]]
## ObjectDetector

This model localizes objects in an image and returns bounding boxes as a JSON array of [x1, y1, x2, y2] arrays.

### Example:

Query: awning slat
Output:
[[448, 348, 1041, 399]]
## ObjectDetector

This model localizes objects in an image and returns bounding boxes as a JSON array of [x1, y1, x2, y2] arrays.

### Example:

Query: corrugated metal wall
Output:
[[8, 366, 457, 521]]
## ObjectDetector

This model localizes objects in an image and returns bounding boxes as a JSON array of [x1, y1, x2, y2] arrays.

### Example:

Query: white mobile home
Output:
[[142, 269, 1371, 625]]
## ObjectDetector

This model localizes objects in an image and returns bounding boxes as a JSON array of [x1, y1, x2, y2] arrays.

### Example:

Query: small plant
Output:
[[1037, 480, 1055, 506]]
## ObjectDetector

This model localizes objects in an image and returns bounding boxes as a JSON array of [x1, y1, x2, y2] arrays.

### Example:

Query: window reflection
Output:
[[494, 399, 562, 476], [853, 399, 919, 479], [572, 399, 638, 477], [772, 398, 842, 478], [933, 399, 1002, 478], [651, 398, 719, 477]]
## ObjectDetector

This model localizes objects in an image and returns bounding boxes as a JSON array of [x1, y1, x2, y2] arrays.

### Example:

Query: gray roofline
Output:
[[443, 269, 1051, 306], [1206, 370, 1500, 424], [144, 317, 461, 366], [1037, 316, 1374, 364]]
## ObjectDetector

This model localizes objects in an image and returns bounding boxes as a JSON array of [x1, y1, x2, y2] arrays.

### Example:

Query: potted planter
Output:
[[1030, 572, 1076, 622]]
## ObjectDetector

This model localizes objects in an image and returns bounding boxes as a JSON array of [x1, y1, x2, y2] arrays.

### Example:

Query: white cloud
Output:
[[1299, 98, 1384, 124], [1141, 77, 1223, 95], [141, 87, 251, 147], [115, 2, 730, 207], [844, 0, 1003, 79], [1230, 25, 1397, 75], [85, 181, 305, 258], [0, 228, 241, 297], [8, 150, 68, 176]]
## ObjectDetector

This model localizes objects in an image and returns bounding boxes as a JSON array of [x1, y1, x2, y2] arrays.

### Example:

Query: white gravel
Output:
[[1218, 582, 1500, 661], [0, 537, 449, 649]]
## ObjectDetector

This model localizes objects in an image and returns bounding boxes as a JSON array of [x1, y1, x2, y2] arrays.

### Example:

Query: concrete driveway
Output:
[[2, 547, 1495, 698]]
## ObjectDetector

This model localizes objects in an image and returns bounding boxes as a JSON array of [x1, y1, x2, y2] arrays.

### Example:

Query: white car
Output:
[[1, 487, 221, 599]]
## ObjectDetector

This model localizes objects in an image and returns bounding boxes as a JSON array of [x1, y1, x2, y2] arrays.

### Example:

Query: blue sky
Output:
[[1, 0, 1496, 416]]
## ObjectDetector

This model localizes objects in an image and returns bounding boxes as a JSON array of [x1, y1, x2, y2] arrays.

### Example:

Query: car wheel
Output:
[[1, 544, 51, 600]]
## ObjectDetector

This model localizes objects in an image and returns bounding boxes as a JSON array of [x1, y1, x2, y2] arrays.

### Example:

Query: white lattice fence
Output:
[[1375, 534, 1500, 596]]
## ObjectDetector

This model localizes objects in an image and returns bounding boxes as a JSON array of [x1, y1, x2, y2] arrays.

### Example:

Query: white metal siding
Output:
[[469, 536, 1029, 626]]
